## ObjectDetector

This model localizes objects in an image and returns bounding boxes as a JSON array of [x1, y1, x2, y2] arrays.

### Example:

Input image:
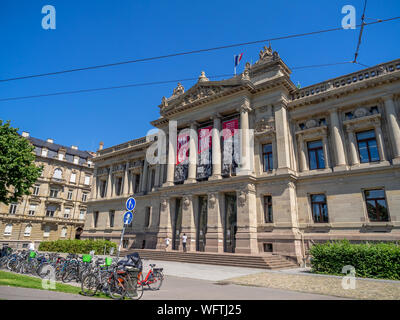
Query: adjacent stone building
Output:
[[83, 45, 400, 263], [0, 133, 94, 249]]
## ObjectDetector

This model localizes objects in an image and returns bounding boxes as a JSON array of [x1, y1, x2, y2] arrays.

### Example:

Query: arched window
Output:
[[53, 168, 62, 179], [60, 227, 68, 238], [4, 224, 13, 236], [24, 224, 32, 237]]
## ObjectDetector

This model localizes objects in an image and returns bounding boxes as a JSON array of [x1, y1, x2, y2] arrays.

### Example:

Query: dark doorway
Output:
[[172, 198, 183, 250], [75, 227, 83, 240], [224, 194, 237, 253], [196, 195, 208, 252]]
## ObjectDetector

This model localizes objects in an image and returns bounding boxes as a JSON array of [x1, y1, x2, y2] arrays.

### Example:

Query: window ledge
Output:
[[350, 161, 390, 170]]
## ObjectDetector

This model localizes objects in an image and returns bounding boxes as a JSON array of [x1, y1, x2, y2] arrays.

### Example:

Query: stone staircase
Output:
[[121, 249, 298, 270]]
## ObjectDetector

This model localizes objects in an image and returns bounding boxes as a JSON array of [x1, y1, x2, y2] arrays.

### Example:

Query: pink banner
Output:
[[176, 131, 189, 165]]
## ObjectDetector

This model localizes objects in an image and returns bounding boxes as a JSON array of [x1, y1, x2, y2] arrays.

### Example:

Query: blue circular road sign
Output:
[[123, 211, 133, 225], [126, 197, 136, 211]]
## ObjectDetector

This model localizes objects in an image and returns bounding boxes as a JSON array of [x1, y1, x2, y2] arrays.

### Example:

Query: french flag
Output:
[[234, 53, 243, 67]]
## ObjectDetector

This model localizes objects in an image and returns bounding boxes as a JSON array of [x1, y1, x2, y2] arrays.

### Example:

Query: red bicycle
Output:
[[139, 263, 164, 290]]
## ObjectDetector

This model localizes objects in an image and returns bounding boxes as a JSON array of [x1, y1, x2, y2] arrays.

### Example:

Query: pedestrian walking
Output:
[[165, 236, 170, 251], [182, 233, 187, 252]]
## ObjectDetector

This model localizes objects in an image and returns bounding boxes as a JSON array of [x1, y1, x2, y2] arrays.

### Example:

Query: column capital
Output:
[[210, 112, 222, 120], [189, 120, 199, 128], [381, 93, 395, 102], [329, 107, 339, 114]]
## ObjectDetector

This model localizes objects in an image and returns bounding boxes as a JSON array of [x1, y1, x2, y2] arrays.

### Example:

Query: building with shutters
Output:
[[82, 45, 400, 263], [0, 133, 94, 249]]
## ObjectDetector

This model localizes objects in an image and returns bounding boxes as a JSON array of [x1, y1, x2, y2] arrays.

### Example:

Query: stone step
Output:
[[122, 249, 298, 270]]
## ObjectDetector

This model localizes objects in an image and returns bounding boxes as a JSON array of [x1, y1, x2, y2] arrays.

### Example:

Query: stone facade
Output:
[[0, 133, 94, 249], [83, 46, 400, 263]]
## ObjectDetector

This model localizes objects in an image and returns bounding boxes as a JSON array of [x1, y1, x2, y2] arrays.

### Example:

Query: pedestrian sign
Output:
[[123, 211, 133, 225], [126, 197, 136, 211]]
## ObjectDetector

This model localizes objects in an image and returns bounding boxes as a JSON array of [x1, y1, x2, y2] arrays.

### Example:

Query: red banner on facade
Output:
[[176, 131, 190, 165], [222, 118, 239, 139]]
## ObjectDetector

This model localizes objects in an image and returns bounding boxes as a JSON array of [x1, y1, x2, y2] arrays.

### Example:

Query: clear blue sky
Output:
[[1, 0, 399, 152]]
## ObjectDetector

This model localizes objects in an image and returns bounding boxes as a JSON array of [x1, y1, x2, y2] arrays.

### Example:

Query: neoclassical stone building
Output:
[[83, 46, 400, 263], [0, 133, 94, 249]]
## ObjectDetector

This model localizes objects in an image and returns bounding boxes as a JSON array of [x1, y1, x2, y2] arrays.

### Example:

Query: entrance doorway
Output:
[[172, 198, 182, 250], [224, 193, 237, 253], [196, 195, 208, 252], [75, 227, 83, 240]]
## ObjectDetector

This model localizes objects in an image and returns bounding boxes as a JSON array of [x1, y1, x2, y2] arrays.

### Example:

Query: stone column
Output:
[[237, 100, 252, 175], [235, 184, 258, 254], [156, 197, 172, 250], [205, 193, 224, 253], [164, 121, 177, 186], [274, 101, 291, 173], [90, 169, 97, 200], [122, 162, 129, 195], [329, 108, 347, 169], [322, 134, 331, 169], [181, 195, 196, 252], [373, 120, 387, 161], [105, 167, 112, 198], [298, 134, 308, 171], [346, 126, 360, 165], [185, 122, 198, 184], [141, 160, 149, 192], [210, 114, 222, 180], [383, 95, 400, 163]]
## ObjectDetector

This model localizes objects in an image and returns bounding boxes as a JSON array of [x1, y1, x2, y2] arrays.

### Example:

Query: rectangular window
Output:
[[82, 192, 88, 202], [61, 227, 67, 238], [46, 206, 56, 217], [33, 184, 40, 196], [150, 170, 155, 190], [84, 175, 90, 185], [94, 211, 99, 228], [4, 224, 13, 236], [73, 157, 79, 164], [64, 208, 71, 219], [311, 194, 329, 223], [364, 189, 389, 222], [134, 174, 140, 193], [58, 153, 64, 160], [357, 130, 380, 163], [43, 225, 50, 237], [116, 177, 123, 196], [263, 196, 273, 223], [49, 189, 58, 198], [100, 180, 107, 198], [67, 190, 73, 200], [70, 173, 76, 183], [109, 210, 115, 228], [262, 144, 273, 172], [28, 204, 37, 216], [9, 203, 18, 215], [307, 140, 325, 170], [144, 207, 151, 228], [41, 149, 47, 157], [79, 210, 85, 220]]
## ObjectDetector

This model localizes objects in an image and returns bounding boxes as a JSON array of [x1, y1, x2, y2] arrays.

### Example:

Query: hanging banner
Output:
[[175, 130, 189, 182], [197, 126, 212, 179], [222, 118, 239, 176]]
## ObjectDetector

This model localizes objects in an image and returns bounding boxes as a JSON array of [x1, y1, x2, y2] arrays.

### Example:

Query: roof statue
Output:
[[198, 71, 209, 82], [172, 82, 185, 96]]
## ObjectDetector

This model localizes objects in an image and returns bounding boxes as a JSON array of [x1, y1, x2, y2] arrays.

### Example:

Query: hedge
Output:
[[38, 239, 117, 255], [310, 240, 400, 280]]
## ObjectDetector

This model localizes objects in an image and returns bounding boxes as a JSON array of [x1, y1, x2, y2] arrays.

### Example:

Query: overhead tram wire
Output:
[[0, 16, 399, 83], [0, 61, 367, 102]]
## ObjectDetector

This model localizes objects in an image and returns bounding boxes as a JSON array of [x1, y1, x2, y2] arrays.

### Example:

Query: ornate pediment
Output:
[[255, 44, 280, 65]]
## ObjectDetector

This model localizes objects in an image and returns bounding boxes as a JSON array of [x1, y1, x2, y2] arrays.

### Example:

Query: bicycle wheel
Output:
[[125, 272, 144, 300], [147, 271, 164, 291], [81, 273, 99, 296], [62, 268, 75, 283], [108, 274, 126, 300]]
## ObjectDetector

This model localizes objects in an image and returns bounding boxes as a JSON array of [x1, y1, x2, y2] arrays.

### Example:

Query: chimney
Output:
[[22, 131, 30, 137], [47, 138, 54, 143], [99, 142, 104, 151], [71, 145, 78, 150]]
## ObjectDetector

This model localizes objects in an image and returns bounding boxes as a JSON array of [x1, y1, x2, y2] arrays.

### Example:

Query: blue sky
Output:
[[0, 0, 399, 152]]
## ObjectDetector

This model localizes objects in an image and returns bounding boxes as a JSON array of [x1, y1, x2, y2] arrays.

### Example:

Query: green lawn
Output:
[[0, 270, 108, 299]]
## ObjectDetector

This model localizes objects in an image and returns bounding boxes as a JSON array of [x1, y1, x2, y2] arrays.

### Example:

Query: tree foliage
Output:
[[0, 120, 43, 205]]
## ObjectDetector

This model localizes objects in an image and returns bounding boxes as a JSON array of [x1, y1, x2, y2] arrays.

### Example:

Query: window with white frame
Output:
[[67, 190, 73, 200], [70, 172, 76, 183], [49, 188, 59, 198], [43, 225, 51, 237], [73, 157, 79, 164], [4, 224, 13, 236], [64, 208, 71, 219], [82, 192, 88, 202], [60, 227, 68, 238], [28, 204, 37, 216], [58, 153, 64, 160], [41, 149, 48, 157], [84, 175, 90, 185], [33, 184, 40, 196], [53, 168, 62, 179], [24, 225, 32, 237], [9, 203, 18, 214], [79, 209, 86, 220]]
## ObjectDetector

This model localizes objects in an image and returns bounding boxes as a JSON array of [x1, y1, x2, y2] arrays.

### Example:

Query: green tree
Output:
[[0, 120, 43, 205]]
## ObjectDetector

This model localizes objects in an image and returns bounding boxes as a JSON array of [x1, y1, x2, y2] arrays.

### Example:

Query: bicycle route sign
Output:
[[126, 197, 136, 211], [123, 211, 133, 225]]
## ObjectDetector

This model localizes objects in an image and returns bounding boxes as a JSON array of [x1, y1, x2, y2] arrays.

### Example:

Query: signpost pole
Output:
[[117, 223, 126, 261]]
